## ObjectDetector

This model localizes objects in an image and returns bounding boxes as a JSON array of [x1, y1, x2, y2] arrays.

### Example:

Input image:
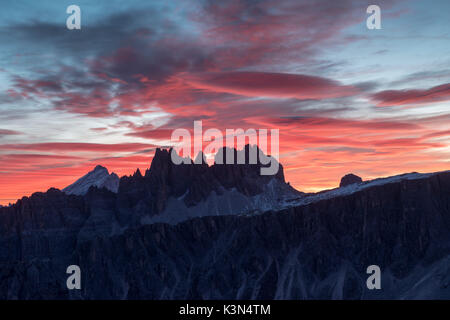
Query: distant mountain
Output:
[[62, 165, 119, 196], [0, 145, 449, 299]]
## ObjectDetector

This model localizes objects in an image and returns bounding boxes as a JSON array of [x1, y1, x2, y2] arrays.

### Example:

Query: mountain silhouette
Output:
[[0, 145, 449, 299]]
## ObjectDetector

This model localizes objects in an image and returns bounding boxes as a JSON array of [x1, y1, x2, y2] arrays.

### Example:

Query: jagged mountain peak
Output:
[[117, 144, 296, 217], [147, 144, 278, 172], [146, 147, 188, 176], [63, 165, 119, 196], [93, 164, 108, 172], [212, 144, 271, 164], [60, 145, 294, 220], [133, 168, 143, 178]]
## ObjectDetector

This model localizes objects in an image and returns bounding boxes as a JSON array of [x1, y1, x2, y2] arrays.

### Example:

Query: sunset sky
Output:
[[0, 0, 449, 205]]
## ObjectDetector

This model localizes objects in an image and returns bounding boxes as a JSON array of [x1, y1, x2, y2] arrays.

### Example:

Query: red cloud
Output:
[[372, 83, 450, 106], [90, 127, 108, 132], [250, 116, 421, 131], [0, 142, 157, 153], [185, 72, 358, 100], [126, 128, 175, 140], [423, 130, 450, 139], [0, 129, 21, 136]]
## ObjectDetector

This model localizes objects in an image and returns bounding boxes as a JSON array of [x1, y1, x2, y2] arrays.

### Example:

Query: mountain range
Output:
[[0, 145, 449, 299]]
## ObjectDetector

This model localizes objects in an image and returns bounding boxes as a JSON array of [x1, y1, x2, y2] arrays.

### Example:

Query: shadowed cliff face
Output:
[[0, 152, 449, 299]]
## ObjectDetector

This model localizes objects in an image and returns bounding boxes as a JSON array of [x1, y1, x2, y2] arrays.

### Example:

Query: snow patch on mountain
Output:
[[63, 165, 119, 196], [282, 170, 450, 209]]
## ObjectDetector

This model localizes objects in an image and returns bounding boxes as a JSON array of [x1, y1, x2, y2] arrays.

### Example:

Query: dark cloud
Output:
[[0, 0, 408, 124], [372, 83, 450, 107]]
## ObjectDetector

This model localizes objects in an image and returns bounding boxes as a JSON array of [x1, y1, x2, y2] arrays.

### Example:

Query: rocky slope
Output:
[[0, 147, 449, 299]]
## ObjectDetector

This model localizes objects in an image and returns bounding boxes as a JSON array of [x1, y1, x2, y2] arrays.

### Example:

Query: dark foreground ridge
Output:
[[0, 146, 449, 299]]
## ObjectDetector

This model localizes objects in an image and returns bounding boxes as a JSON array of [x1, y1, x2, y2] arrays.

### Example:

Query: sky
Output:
[[0, 0, 449, 205]]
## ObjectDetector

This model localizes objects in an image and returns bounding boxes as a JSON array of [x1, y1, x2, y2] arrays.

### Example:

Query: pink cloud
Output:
[[372, 83, 450, 106], [185, 72, 358, 100]]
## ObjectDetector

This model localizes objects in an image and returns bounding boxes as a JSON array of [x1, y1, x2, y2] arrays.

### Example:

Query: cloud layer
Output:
[[0, 0, 449, 203]]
